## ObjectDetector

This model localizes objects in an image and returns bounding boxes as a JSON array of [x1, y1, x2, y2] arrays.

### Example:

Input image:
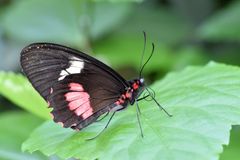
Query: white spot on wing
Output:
[[58, 57, 84, 81]]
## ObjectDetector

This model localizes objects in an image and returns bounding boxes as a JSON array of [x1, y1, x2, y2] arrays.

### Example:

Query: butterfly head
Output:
[[126, 78, 145, 105], [130, 78, 145, 90]]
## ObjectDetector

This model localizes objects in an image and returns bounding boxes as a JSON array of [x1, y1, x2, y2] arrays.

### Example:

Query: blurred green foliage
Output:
[[220, 126, 240, 160], [0, 112, 46, 160], [0, 72, 50, 119], [0, 0, 240, 159]]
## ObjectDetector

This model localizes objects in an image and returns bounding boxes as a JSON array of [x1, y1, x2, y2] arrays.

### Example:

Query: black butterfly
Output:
[[20, 34, 171, 137]]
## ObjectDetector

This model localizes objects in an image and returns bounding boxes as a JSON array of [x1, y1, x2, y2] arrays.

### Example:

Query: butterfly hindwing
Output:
[[20, 43, 129, 130]]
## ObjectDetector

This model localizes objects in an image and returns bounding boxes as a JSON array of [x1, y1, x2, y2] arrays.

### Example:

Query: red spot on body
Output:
[[115, 101, 120, 105], [125, 92, 132, 98], [64, 83, 93, 119], [133, 83, 139, 90], [119, 99, 124, 104]]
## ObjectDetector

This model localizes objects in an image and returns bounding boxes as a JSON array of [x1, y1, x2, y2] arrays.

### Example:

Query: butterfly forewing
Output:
[[20, 43, 129, 130]]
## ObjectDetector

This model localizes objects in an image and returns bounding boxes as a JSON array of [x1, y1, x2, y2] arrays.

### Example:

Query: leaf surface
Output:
[[0, 112, 47, 160], [23, 62, 240, 160], [0, 72, 50, 119], [198, 1, 240, 41]]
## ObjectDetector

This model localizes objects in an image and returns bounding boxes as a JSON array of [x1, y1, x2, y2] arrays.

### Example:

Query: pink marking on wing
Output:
[[65, 92, 82, 101], [75, 102, 91, 116], [69, 83, 84, 91], [47, 101, 50, 106], [67, 92, 89, 111], [50, 113, 54, 119], [50, 88, 53, 94], [69, 102, 79, 110], [65, 83, 93, 119], [82, 108, 93, 119], [73, 97, 93, 118], [69, 98, 88, 111]]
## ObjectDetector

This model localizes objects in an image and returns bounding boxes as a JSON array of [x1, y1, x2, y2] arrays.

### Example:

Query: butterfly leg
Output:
[[151, 97, 172, 117], [136, 93, 151, 115], [86, 111, 116, 141], [95, 111, 110, 122], [136, 100, 144, 137], [136, 94, 150, 102], [145, 88, 172, 117]]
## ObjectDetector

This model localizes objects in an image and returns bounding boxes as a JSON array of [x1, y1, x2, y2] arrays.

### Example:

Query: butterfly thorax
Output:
[[114, 78, 144, 110], [128, 78, 145, 105]]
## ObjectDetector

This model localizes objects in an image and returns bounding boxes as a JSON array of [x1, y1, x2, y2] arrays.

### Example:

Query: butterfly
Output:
[[20, 34, 171, 137]]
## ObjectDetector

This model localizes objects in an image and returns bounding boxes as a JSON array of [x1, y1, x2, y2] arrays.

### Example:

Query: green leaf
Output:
[[93, 5, 202, 73], [89, 2, 132, 40], [2, 0, 133, 48], [3, 0, 85, 47], [220, 126, 240, 160], [22, 62, 240, 160], [198, 1, 240, 41], [92, 0, 142, 2], [94, 36, 175, 71], [0, 72, 50, 119], [0, 111, 47, 160], [94, 35, 208, 74]]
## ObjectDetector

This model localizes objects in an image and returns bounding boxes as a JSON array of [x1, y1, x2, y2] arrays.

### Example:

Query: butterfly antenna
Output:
[[145, 88, 172, 117], [86, 111, 116, 141], [139, 31, 147, 78], [139, 43, 155, 78]]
